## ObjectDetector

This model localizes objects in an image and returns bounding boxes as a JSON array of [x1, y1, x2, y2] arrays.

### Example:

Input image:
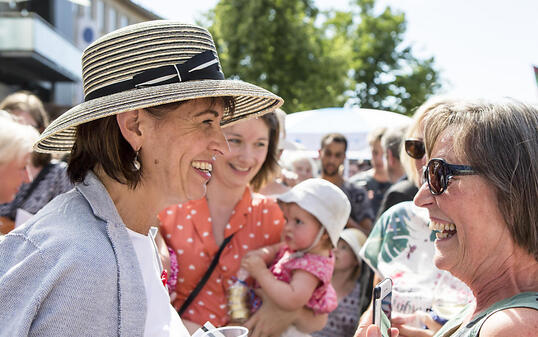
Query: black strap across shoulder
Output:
[[177, 233, 235, 316]]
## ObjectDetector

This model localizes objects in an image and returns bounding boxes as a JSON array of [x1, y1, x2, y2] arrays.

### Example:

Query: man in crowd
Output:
[[350, 127, 392, 217], [376, 125, 417, 218], [319, 133, 374, 234]]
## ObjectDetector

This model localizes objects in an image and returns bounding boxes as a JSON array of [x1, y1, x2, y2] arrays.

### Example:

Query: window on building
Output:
[[120, 14, 128, 28], [84, 0, 92, 19], [108, 7, 117, 32], [96, 0, 104, 33]]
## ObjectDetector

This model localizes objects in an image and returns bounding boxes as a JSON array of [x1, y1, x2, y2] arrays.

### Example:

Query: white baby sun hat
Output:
[[277, 178, 351, 247], [340, 228, 367, 262]]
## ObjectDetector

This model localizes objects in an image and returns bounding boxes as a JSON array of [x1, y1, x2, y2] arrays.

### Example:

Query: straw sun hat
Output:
[[35, 20, 283, 153], [339, 228, 367, 263]]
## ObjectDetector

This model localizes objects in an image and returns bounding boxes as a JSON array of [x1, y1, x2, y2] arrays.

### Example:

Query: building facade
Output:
[[0, 0, 160, 119]]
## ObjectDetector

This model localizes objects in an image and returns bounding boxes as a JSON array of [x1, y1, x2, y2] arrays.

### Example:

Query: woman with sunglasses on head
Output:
[[356, 98, 474, 337], [0, 21, 282, 336], [356, 98, 538, 337]]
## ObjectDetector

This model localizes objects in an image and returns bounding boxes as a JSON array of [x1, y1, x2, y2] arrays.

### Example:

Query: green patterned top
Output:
[[359, 202, 442, 314]]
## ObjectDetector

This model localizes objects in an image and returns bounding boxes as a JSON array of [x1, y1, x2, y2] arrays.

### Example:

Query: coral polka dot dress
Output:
[[159, 188, 284, 327]]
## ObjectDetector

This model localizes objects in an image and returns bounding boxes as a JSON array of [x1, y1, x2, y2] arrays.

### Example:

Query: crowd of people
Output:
[[0, 19, 536, 337]]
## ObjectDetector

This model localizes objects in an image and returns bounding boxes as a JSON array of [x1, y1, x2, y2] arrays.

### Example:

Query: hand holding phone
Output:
[[372, 278, 392, 337]]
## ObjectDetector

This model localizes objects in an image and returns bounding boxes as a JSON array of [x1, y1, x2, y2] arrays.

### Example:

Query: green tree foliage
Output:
[[349, 0, 441, 114], [209, 0, 351, 113], [208, 0, 441, 115]]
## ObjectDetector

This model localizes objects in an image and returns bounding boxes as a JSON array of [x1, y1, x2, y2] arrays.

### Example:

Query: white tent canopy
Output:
[[284, 107, 412, 160]]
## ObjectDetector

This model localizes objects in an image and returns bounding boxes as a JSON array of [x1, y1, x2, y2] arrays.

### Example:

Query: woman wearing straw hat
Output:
[[0, 21, 282, 336]]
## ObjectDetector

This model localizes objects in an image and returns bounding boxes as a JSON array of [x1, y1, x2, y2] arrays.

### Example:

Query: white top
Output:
[[127, 228, 191, 337]]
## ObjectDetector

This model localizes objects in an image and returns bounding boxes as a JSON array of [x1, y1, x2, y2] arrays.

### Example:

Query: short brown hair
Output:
[[250, 112, 280, 192], [68, 97, 235, 189], [321, 133, 348, 152], [381, 125, 407, 161], [423, 99, 538, 261]]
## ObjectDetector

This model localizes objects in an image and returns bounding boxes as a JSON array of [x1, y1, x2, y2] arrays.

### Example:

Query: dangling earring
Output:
[[133, 149, 141, 171]]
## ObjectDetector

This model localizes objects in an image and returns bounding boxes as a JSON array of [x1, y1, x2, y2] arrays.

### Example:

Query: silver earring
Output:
[[133, 150, 141, 171], [212, 155, 216, 161]]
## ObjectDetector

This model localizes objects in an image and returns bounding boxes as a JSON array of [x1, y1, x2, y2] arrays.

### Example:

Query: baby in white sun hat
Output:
[[241, 178, 351, 337]]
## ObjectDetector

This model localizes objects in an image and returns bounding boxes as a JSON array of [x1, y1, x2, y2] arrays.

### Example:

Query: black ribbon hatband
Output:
[[84, 50, 225, 101]]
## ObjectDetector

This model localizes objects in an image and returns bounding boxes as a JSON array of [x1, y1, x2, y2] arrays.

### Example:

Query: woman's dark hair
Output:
[[68, 97, 235, 189], [250, 112, 280, 192]]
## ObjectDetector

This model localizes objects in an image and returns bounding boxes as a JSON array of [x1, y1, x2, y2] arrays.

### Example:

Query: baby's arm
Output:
[[244, 242, 283, 265], [247, 265, 320, 311], [240, 242, 282, 278]]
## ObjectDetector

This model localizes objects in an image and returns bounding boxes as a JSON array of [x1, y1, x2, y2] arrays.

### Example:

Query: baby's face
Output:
[[279, 202, 322, 251], [292, 159, 313, 182]]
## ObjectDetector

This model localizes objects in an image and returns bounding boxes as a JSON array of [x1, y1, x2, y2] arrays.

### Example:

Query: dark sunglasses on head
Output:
[[405, 139, 425, 159], [423, 158, 477, 195]]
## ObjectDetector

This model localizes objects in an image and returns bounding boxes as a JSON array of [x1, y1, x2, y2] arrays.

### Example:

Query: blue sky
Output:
[[134, 0, 538, 105]]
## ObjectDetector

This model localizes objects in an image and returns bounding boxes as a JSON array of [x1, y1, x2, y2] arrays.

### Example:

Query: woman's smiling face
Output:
[[139, 98, 228, 203], [413, 127, 511, 283], [212, 117, 270, 190]]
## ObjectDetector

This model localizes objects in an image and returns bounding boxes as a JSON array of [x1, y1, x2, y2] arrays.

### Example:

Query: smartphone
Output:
[[372, 278, 392, 337]]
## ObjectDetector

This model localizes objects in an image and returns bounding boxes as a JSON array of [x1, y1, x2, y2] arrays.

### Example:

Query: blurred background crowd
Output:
[[0, 1, 536, 337]]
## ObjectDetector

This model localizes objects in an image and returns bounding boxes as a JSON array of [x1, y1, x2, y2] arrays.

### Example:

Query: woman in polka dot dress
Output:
[[158, 112, 328, 335]]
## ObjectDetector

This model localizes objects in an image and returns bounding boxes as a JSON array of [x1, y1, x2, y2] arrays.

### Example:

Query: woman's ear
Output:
[[116, 110, 143, 150]]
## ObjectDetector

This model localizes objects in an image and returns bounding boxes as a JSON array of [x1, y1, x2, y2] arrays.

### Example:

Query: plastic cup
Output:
[[200, 326, 249, 337]]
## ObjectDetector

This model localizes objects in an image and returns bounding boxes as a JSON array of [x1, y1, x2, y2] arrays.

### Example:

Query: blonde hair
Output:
[[0, 91, 49, 131], [400, 97, 456, 187], [0, 110, 39, 166]]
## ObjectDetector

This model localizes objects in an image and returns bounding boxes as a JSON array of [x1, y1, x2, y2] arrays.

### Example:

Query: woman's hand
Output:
[[244, 289, 299, 337], [391, 311, 441, 337], [182, 319, 202, 335], [354, 307, 399, 337], [355, 323, 399, 337], [354, 324, 400, 337]]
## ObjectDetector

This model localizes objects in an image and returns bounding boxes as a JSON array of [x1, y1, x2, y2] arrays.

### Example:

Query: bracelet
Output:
[[167, 246, 179, 294]]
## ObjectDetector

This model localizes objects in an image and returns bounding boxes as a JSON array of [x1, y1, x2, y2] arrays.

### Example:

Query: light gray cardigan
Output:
[[0, 172, 147, 336]]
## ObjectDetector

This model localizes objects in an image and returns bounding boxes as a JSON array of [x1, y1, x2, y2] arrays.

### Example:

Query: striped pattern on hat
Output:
[[35, 21, 283, 153]]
